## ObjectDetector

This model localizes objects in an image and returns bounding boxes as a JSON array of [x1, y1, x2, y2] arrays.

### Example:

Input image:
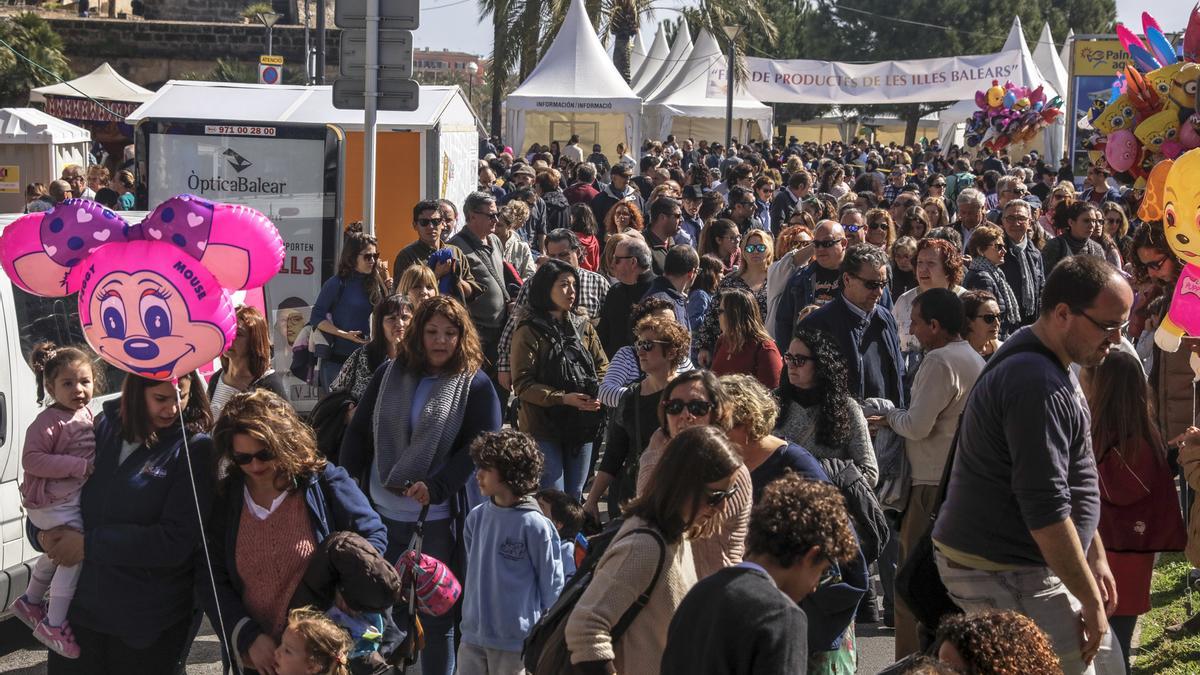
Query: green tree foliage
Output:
[[791, 0, 1115, 144], [0, 13, 72, 108], [179, 58, 307, 85]]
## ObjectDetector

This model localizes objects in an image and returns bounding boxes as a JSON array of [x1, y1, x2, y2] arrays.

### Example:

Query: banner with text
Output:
[[710, 50, 1027, 104]]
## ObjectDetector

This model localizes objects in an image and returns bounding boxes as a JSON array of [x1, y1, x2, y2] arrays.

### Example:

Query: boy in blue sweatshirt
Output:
[[459, 430, 565, 673], [535, 488, 585, 582]]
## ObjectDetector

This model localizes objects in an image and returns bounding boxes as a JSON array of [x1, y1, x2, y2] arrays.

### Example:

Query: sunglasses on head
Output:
[[705, 484, 740, 507], [663, 398, 714, 417], [976, 313, 1000, 325], [231, 449, 276, 465], [635, 339, 669, 352], [744, 243, 768, 254], [813, 238, 843, 249], [782, 352, 813, 367]]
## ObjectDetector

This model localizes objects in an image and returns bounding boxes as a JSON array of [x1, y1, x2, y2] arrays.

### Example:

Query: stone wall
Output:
[[48, 16, 341, 87]]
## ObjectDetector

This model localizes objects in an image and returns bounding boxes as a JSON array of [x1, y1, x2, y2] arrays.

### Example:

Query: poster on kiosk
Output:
[[136, 121, 341, 412]]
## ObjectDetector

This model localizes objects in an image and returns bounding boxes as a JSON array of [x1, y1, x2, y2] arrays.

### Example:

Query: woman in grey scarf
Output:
[[339, 295, 501, 675], [963, 225, 1021, 339]]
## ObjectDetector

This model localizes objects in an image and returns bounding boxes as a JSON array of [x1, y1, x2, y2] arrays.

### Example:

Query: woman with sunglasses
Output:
[[31, 374, 214, 673], [207, 390, 386, 675], [863, 208, 896, 250], [695, 230, 774, 369], [637, 371, 750, 579], [775, 328, 878, 486], [310, 225, 388, 391], [926, 174, 950, 213], [208, 305, 289, 418], [1102, 202, 1132, 264], [711, 288, 783, 389], [960, 290, 1004, 359], [566, 426, 744, 674], [697, 218, 740, 274], [963, 225, 1020, 339], [889, 236, 918, 298], [584, 316, 691, 521]]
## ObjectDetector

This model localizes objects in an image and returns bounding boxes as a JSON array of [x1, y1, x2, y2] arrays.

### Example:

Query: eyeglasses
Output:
[[663, 398, 714, 417], [612, 254, 636, 262], [635, 339, 669, 352], [231, 449, 276, 465], [975, 313, 1000, 325], [474, 211, 500, 220], [417, 217, 443, 227], [705, 484, 740, 508], [1144, 256, 1171, 271], [850, 273, 888, 290], [1074, 310, 1130, 335], [360, 253, 379, 261], [737, 201, 755, 207], [1002, 215, 1030, 224], [813, 238, 844, 249], [744, 243, 768, 254], [782, 352, 813, 367]]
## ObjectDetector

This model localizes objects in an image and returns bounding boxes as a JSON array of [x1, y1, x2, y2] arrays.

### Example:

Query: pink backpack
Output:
[[395, 548, 461, 617]]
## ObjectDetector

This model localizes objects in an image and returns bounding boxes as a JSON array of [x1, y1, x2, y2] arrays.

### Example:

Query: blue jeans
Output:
[[537, 440, 592, 501], [319, 358, 344, 393], [936, 552, 1124, 675], [383, 515, 459, 675]]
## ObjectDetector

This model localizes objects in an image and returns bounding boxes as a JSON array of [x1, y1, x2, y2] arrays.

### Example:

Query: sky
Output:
[[413, 0, 1194, 60]]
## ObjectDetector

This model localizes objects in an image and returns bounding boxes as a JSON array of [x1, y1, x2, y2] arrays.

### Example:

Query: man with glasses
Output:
[[495, 229, 611, 390], [996, 199, 1045, 329], [392, 199, 477, 299], [728, 186, 764, 235], [450, 192, 511, 384], [986, 175, 1029, 224], [60, 164, 92, 200], [772, 220, 847, 347], [933, 256, 1131, 674], [597, 236, 656, 356], [769, 170, 811, 236], [645, 197, 684, 275], [866, 288, 984, 658], [840, 208, 867, 246], [752, 176, 775, 232]]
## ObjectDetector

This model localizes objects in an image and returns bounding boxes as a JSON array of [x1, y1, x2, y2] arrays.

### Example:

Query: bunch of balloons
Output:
[[965, 79, 1064, 152], [1080, 9, 1200, 179], [0, 195, 285, 381]]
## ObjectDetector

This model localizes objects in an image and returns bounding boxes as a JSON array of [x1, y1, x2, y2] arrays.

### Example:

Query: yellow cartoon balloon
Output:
[[1094, 94, 1137, 135], [986, 82, 1005, 108], [1146, 63, 1184, 101], [1135, 107, 1181, 152], [1169, 63, 1200, 112], [1154, 151, 1200, 360]]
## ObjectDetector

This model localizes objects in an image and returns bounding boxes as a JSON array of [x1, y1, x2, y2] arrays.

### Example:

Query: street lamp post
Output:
[[722, 25, 742, 149], [255, 10, 281, 56], [467, 61, 479, 118]]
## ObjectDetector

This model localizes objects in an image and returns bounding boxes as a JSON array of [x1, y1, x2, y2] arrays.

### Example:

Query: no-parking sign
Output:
[[258, 55, 284, 85]]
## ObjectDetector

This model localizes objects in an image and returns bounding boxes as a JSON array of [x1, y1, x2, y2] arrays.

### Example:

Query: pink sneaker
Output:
[[8, 595, 46, 631], [33, 619, 80, 659]]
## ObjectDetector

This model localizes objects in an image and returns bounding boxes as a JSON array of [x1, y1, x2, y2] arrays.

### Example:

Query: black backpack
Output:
[[522, 519, 665, 675], [307, 389, 356, 464], [818, 456, 890, 565], [523, 314, 604, 444]]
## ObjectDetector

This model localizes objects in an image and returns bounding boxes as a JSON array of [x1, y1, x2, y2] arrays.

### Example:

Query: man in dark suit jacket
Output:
[[997, 199, 1045, 327]]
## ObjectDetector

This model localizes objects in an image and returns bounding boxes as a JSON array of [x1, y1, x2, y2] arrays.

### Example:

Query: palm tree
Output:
[[479, 0, 520, 135], [677, 0, 778, 83], [602, 0, 650, 83], [0, 13, 71, 107]]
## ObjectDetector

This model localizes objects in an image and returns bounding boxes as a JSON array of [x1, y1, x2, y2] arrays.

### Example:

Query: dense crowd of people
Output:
[[11, 132, 1199, 675]]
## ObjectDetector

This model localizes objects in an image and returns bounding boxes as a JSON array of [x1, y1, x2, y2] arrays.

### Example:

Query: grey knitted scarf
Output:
[[969, 256, 1020, 328], [373, 359, 473, 490]]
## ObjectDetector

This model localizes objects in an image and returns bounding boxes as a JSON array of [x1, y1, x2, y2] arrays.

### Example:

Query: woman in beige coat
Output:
[[565, 426, 744, 674]]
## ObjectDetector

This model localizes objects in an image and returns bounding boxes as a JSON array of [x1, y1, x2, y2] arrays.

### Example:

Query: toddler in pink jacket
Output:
[[8, 343, 98, 659]]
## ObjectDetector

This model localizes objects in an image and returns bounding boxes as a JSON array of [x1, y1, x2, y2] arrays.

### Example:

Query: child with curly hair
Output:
[[275, 607, 351, 675], [459, 429, 566, 672], [935, 610, 1061, 675]]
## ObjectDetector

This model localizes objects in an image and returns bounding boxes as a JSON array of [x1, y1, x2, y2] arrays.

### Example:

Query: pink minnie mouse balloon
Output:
[[0, 194, 285, 381]]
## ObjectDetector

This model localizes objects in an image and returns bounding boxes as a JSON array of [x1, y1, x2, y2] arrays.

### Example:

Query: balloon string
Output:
[[174, 382, 234, 674]]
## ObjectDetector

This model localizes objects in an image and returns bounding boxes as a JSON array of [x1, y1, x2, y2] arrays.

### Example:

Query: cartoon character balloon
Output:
[[0, 195, 285, 381], [1152, 150, 1200, 369]]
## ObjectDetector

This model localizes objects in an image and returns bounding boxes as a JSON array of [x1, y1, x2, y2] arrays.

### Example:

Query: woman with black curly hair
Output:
[[936, 610, 1061, 675], [774, 328, 877, 485]]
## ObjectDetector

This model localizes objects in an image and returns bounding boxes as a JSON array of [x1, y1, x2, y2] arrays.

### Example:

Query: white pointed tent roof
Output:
[[505, 0, 640, 114], [647, 29, 771, 117], [1061, 29, 1074, 69], [637, 23, 692, 99], [0, 107, 91, 143], [938, 16, 1057, 149], [30, 63, 153, 104], [1033, 23, 1068, 98], [630, 29, 648, 78], [631, 25, 669, 92]]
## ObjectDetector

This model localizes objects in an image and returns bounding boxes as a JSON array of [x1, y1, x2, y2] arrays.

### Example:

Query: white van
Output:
[[0, 212, 141, 614]]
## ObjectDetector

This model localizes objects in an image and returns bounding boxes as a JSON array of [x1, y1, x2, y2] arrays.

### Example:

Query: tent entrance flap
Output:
[[522, 112, 631, 155]]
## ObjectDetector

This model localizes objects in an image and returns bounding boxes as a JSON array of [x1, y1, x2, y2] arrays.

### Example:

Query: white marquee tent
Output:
[[629, 30, 648, 79], [29, 63, 153, 105], [0, 108, 91, 212], [637, 23, 692, 100], [937, 16, 1059, 156], [1033, 22, 1070, 163], [642, 29, 773, 145], [504, 0, 641, 156], [631, 26, 669, 93]]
